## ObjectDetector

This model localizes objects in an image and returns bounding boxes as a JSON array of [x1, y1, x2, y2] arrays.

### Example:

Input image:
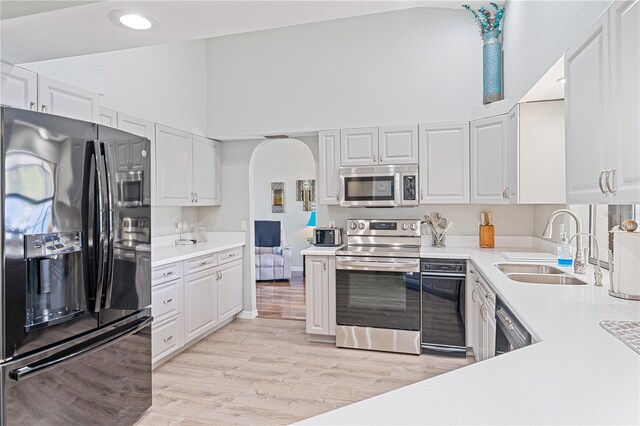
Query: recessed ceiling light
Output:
[[109, 9, 159, 31], [557, 77, 566, 84]]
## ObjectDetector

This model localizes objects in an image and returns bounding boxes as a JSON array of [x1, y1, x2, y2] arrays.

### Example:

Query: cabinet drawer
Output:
[[184, 253, 218, 275], [152, 279, 182, 323], [152, 315, 183, 363], [218, 246, 243, 265], [152, 262, 183, 286]]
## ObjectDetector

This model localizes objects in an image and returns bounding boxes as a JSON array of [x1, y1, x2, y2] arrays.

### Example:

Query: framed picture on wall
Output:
[[271, 182, 284, 213]]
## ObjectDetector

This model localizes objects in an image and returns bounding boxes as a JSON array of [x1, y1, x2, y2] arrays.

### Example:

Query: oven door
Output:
[[339, 171, 399, 207], [335, 256, 420, 331]]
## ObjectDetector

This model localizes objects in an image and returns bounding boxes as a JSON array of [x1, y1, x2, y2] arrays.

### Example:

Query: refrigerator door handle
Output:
[[100, 141, 116, 309], [8, 316, 152, 382], [92, 140, 108, 313]]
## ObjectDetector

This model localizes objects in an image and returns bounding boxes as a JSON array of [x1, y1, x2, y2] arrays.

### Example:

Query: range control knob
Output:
[[349, 222, 358, 230], [358, 222, 366, 230], [401, 223, 409, 230], [410, 223, 418, 231]]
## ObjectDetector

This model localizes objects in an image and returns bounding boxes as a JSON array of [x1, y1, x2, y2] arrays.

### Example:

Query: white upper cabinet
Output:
[[340, 126, 418, 166], [565, 3, 640, 203], [155, 124, 193, 206], [505, 107, 518, 203], [155, 125, 221, 206], [517, 101, 566, 204], [318, 130, 341, 205], [565, 11, 611, 203], [38, 75, 99, 122], [117, 112, 153, 139], [340, 127, 378, 166], [192, 135, 222, 206], [608, 0, 640, 203], [378, 125, 419, 165], [0, 62, 37, 111], [470, 115, 509, 204], [98, 107, 117, 127], [418, 122, 469, 204]]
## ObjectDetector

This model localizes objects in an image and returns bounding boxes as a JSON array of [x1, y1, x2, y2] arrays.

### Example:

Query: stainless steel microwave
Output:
[[314, 227, 343, 247], [339, 164, 419, 207]]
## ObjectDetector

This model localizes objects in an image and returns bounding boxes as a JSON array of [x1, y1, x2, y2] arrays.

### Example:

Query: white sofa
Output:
[[255, 227, 292, 281]]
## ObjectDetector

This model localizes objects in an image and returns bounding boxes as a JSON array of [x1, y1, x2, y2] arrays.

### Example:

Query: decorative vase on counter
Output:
[[482, 29, 503, 105]]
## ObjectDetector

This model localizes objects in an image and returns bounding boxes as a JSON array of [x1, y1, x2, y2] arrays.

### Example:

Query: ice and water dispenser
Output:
[[24, 231, 85, 332]]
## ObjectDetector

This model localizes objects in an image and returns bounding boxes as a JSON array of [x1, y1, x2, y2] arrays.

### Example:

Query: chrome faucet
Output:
[[542, 209, 586, 274], [569, 232, 603, 286]]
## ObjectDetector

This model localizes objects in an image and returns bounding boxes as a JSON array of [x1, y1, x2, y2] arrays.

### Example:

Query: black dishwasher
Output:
[[421, 259, 466, 357], [495, 296, 532, 355]]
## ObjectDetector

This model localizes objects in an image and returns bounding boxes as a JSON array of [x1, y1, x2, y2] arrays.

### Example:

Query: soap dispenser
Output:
[[557, 224, 573, 266]]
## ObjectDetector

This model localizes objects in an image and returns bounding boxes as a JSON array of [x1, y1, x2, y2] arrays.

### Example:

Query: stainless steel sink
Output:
[[496, 263, 565, 275], [505, 273, 587, 285]]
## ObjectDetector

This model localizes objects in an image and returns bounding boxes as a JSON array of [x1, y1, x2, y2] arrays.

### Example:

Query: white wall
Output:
[[252, 139, 315, 269], [501, 0, 609, 109], [21, 39, 208, 135], [205, 7, 482, 138], [21, 40, 210, 237]]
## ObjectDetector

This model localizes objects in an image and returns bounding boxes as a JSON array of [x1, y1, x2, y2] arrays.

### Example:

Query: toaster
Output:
[[314, 227, 343, 247]]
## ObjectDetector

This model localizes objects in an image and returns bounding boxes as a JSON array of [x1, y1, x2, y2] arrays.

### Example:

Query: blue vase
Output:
[[483, 29, 503, 105]]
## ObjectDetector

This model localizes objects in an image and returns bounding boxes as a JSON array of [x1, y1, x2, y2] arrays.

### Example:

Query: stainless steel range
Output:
[[335, 219, 421, 355]]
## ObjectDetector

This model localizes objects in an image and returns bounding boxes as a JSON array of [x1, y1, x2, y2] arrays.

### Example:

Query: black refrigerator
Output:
[[0, 106, 152, 425]]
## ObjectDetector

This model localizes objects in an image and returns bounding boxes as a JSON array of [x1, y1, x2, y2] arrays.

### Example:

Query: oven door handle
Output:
[[336, 258, 419, 273]]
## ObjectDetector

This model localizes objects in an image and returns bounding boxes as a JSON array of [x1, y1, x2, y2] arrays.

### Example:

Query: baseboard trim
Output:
[[291, 266, 303, 272], [237, 309, 258, 319]]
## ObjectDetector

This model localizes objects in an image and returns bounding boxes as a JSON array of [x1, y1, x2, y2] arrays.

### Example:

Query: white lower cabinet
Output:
[[151, 248, 244, 366], [468, 263, 496, 362], [305, 256, 336, 337], [218, 259, 243, 323], [184, 268, 219, 342], [152, 314, 184, 365]]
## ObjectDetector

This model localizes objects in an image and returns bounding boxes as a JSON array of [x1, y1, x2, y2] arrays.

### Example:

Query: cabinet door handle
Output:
[[163, 298, 173, 304], [323, 259, 327, 270], [29, 102, 37, 111], [41, 104, 49, 113], [199, 261, 208, 266], [162, 271, 174, 276], [195, 193, 198, 203], [471, 289, 479, 302], [220, 271, 223, 280], [598, 170, 608, 194], [163, 335, 174, 342], [605, 169, 616, 194], [420, 190, 424, 201]]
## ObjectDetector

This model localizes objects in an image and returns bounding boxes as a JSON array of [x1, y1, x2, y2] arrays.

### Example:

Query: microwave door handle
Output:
[[395, 173, 401, 205], [92, 141, 107, 313]]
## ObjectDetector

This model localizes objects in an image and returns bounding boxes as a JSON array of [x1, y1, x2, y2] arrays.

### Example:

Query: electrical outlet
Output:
[[240, 221, 247, 231], [329, 221, 336, 228], [175, 221, 182, 232]]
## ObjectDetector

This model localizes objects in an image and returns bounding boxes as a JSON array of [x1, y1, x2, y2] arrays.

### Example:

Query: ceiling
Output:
[[520, 56, 565, 103], [0, 0, 482, 64]]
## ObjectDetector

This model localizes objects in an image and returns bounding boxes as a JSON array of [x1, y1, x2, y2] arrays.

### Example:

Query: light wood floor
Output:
[[256, 272, 305, 321], [137, 318, 472, 425]]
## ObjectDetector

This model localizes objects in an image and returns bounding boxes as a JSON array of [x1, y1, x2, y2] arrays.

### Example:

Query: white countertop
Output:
[[301, 245, 640, 425], [152, 232, 245, 268], [300, 245, 344, 256]]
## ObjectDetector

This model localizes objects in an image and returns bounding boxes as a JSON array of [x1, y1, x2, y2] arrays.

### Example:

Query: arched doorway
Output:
[[247, 138, 315, 320]]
